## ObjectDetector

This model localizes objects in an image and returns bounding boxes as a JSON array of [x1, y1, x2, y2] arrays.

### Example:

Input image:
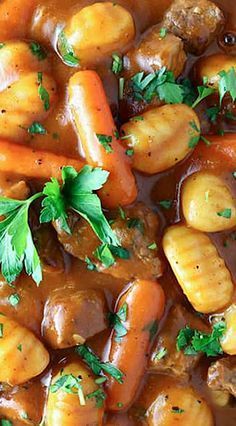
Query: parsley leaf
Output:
[[0, 193, 42, 285], [176, 322, 226, 357], [111, 54, 123, 74], [206, 106, 220, 123], [218, 67, 236, 104], [172, 407, 185, 414], [1, 420, 13, 426], [75, 344, 124, 383], [191, 86, 215, 109], [86, 388, 106, 408], [109, 302, 128, 342], [217, 208, 232, 219], [29, 42, 47, 61], [96, 134, 113, 153], [50, 373, 85, 405], [155, 347, 168, 360], [40, 165, 119, 246], [0, 323, 3, 338], [159, 28, 168, 39], [37, 72, 50, 111], [159, 200, 172, 210], [94, 243, 130, 268], [8, 293, 20, 306], [28, 122, 47, 135], [58, 31, 80, 67]]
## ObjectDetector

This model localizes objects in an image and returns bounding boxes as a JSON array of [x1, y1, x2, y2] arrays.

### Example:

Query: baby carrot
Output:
[[105, 279, 165, 411], [68, 70, 137, 208], [0, 140, 84, 180], [191, 134, 236, 172]]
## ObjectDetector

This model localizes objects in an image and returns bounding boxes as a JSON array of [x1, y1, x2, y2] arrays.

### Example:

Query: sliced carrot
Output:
[[0, 0, 36, 40], [190, 134, 236, 172], [0, 140, 84, 180], [68, 70, 137, 208], [105, 279, 165, 411]]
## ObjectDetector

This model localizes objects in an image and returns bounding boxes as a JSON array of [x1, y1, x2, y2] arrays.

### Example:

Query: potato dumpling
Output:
[[220, 304, 236, 355], [182, 172, 236, 232], [196, 54, 236, 88], [62, 2, 135, 65], [120, 104, 200, 174], [46, 361, 104, 426], [0, 314, 49, 385], [124, 26, 186, 77], [163, 225, 233, 313], [146, 384, 214, 426]]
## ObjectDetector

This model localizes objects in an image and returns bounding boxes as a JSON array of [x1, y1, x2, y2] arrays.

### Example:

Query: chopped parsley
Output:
[[29, 42, 47, 61], [217, 208, 232, 219], [8, 293, 20, 307], [125, 148, 134, 156], [86, 388, 106, 408], [176, 321, 226, 357], [37, 72, 50, 111], [127, 217, 144, 233], [50, 373, 85, 405], [109, 302, 128, 342], [1, 421, 13, 426], [111, 54, 123, 74], [155, 347, 168, 360], [147, 242, 157, 250], [130, 116, 144, 122], [206, 106, 220, 123], [96, 134, 113, 153], [218, 67, 236, 104], [28, 122, 47, 135], [17, 344, 22, 352], [0, 43, 5, 49], [191, 86, 215, 109], [0, 323, 3, 338], [159, 27, 168, 39], [75, 344, 124, 383], [85, 257, 97, 271], [94, 243, 130, 268], [159, 200, 172, 210], [119, 77, 125, 100], [118, 206, 126, 220], [171, 407, 185, 414], [58, 31, 80, 67]]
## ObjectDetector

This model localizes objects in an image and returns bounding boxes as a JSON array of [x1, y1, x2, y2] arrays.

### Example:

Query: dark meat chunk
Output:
[[149, 304, 209, 378], [208, 357, 236, 397], [124, 25, 186, 78], [163, 0, 225, 55], [54, 203, 163, 281], [42, 288, 108, 349]]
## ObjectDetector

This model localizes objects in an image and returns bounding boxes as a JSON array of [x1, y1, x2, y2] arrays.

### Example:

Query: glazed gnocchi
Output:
[[46, 361, 104, 426], [60, 2, 135, 66], [220, 304, 236, 355], [182, 171, 236, 232], [163, 225, 234, 313], [120, 104, 200, 174], [0, 314, 49, 385], [146, 384, 214, 426], [196, 53, 236, 88]]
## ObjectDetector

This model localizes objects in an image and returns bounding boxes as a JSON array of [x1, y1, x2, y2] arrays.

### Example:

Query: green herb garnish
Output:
[[218, 67, 236, 104], [86, 388, 106, 408], [58, 31, 80, 67], [159, 200, 172, 210], [159, 28, 168, 39], [37, 72, 50, 111], [109, 302, 128, 342], [96, 134, 113, 153], [8, 293, 20, 306], [50, 373, 85, 405], [155, 347, 168, 360], [28, 122, 47, 135], [111, 54, 123, 74], [217, 208, 232, 219], [30, 42, 47, 61]]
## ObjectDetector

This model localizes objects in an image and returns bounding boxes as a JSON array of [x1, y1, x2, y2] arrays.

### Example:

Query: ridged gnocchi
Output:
[[61, 2, 135, 66], [120, 104, 200, 174], [182, 172, 236, 232], [0, 41, 57, 141], [196, 53, 236, 88], [220, 304, 236, 355], [146, 385, 214, 426], [0, 314, 49, 385], [163, 225, 233, 313], [46, 361, 104, 426]]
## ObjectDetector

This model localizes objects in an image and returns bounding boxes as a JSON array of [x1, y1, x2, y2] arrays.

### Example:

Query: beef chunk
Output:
[[208, 357, 236, 397], [149, 304, 209, 378], [163, 0, 225, 55], [124, 25, 186, 78], [42, 288, 108, 349], [54, 203, 163, 281]]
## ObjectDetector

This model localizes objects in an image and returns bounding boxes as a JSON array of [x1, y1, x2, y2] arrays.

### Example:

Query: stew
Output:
[[0, 0, 235, 425]]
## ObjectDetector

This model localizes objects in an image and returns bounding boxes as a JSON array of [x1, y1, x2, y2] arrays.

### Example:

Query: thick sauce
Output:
[[0, 0, 235, 425]]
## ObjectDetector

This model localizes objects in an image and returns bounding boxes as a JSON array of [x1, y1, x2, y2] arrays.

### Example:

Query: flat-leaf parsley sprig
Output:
[[0, 165, 119, 285]]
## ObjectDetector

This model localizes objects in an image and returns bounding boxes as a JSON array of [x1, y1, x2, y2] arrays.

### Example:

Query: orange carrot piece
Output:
[[190, 133, 236, 172], [0, 140, 84, 180], [105, 279, 165, 411], [68, 70, 137, 208]]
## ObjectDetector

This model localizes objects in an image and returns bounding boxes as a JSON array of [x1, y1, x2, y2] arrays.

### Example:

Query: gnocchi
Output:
[[220, 304, 236, 355], [196, 53, 236, 88], [61, 2, 135, 66], [0, 314, 49, 385], [163, 224, 234, 313], [120, 104, 200, 174], [46, 361, 104, 426], [182, 171, 236, 232], [146, 384, 214, 426]]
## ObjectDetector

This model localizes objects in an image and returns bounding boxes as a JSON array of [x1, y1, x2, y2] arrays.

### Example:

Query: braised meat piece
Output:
[[54, 203, 163, 281], [163, 0, 225, 55], [124, 25, 186, 78], [208, 357, 236, 397], [42, 288, 108, 349], [149, 304, 209, 378]]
